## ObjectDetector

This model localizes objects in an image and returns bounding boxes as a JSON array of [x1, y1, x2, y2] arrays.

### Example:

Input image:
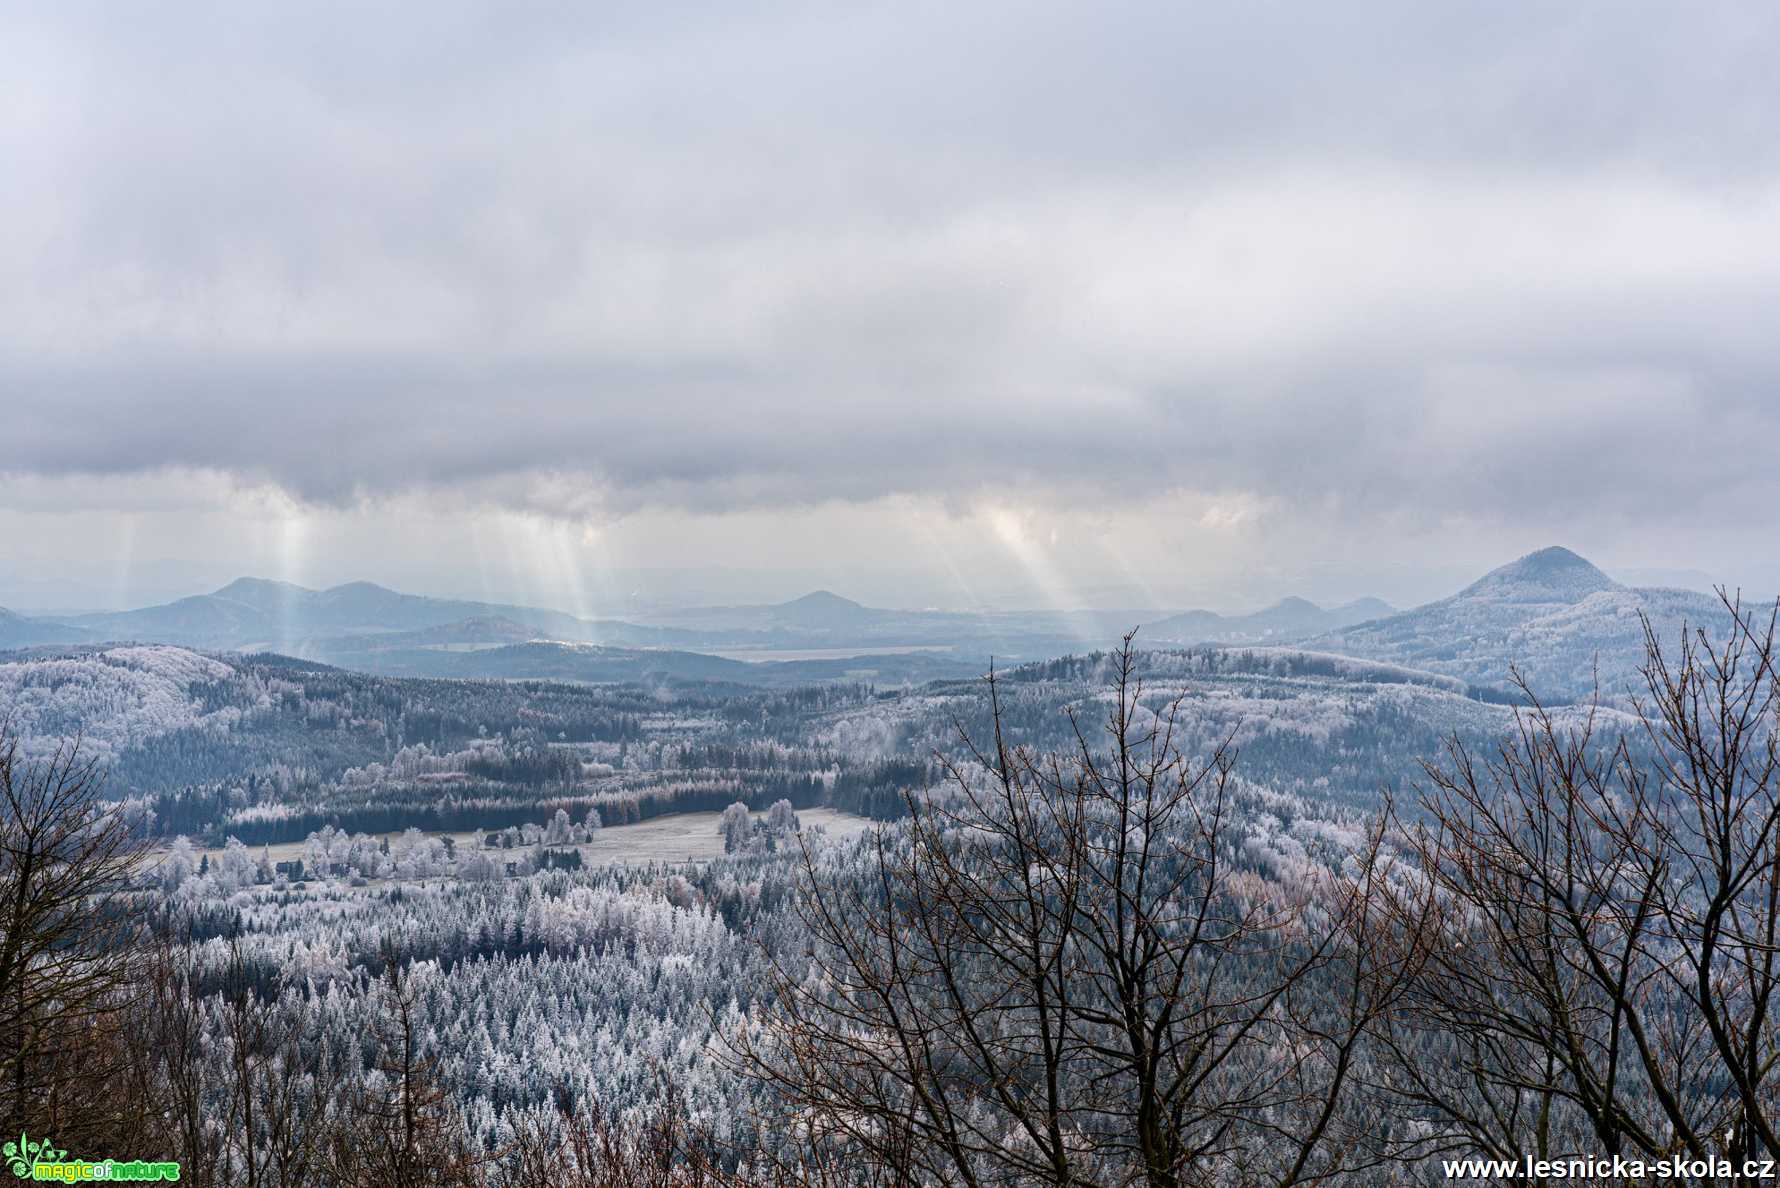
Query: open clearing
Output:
[[179, 806, 880, 872]]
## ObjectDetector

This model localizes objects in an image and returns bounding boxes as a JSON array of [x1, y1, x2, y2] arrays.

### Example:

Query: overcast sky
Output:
[[3, 1, 1777, 613]]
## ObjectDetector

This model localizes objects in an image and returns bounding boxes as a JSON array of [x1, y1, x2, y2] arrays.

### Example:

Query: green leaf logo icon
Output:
[[5, 1131, 30, 1178]]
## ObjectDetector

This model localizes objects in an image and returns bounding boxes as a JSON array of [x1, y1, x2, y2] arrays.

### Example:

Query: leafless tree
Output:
[[490, 1072, 935, 1188], [323, 945, 483, 1188], [0, 721, 150, 1151], [1367, 593, 1780, 1180], [492, 1078, 752, 1188], [211, 939, 332, 1188], [733, 636, 1409, 1188], [126, 931, 229, 1186]]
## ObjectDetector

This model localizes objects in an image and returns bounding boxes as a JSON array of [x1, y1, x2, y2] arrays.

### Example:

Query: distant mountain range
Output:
[[0, 548, 1750, 698], [17, 580, 967, 650], [0, 607, 95, 650], [0, 576, 1389, 672], [1142, 596, 1395, 644], [70, 576, 608, 648], [0, 580, 1010, 686]]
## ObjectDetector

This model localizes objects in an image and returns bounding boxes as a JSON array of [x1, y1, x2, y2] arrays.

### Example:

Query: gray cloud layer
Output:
[[5, 1, 1779, 538]]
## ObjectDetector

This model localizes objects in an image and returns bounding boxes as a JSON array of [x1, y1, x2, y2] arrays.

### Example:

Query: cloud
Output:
[[4, 0, 1778, 548]]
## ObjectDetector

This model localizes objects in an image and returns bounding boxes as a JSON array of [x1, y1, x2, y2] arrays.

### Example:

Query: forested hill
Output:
[[1308, 546, 1738, 699], [833, 643, 1636, 817], [0, 636, 1645, 850], [0, 644, 932, 841]]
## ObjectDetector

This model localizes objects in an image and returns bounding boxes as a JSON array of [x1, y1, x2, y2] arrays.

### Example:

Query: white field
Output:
[[181, 805, 880, 874]]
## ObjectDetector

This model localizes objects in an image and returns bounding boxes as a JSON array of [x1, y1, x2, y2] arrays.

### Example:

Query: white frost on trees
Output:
[[719, 802, 752, 854], [765, 799, 800, 835]]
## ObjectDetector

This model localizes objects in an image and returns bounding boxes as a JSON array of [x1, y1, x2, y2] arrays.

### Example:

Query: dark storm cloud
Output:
[[5, 0, 1780, 529]]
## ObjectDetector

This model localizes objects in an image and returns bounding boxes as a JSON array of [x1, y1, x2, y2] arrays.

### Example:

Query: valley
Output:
[[1, 545, 1762, 1184]]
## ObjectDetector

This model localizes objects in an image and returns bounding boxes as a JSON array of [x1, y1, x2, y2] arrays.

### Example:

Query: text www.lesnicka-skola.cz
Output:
[[1444, 1154, 1777, 1181]]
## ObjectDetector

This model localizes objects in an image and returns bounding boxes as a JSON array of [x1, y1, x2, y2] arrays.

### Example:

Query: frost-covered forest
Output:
[[4, 0, 1769, 1170], [0, 638, 1561, 847], [7, 572, 1778, 1186]]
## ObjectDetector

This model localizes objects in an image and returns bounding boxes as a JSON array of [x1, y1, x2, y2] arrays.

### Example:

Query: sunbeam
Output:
[[979, 502, 1098, 649], [275, 504, 308, 654]]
